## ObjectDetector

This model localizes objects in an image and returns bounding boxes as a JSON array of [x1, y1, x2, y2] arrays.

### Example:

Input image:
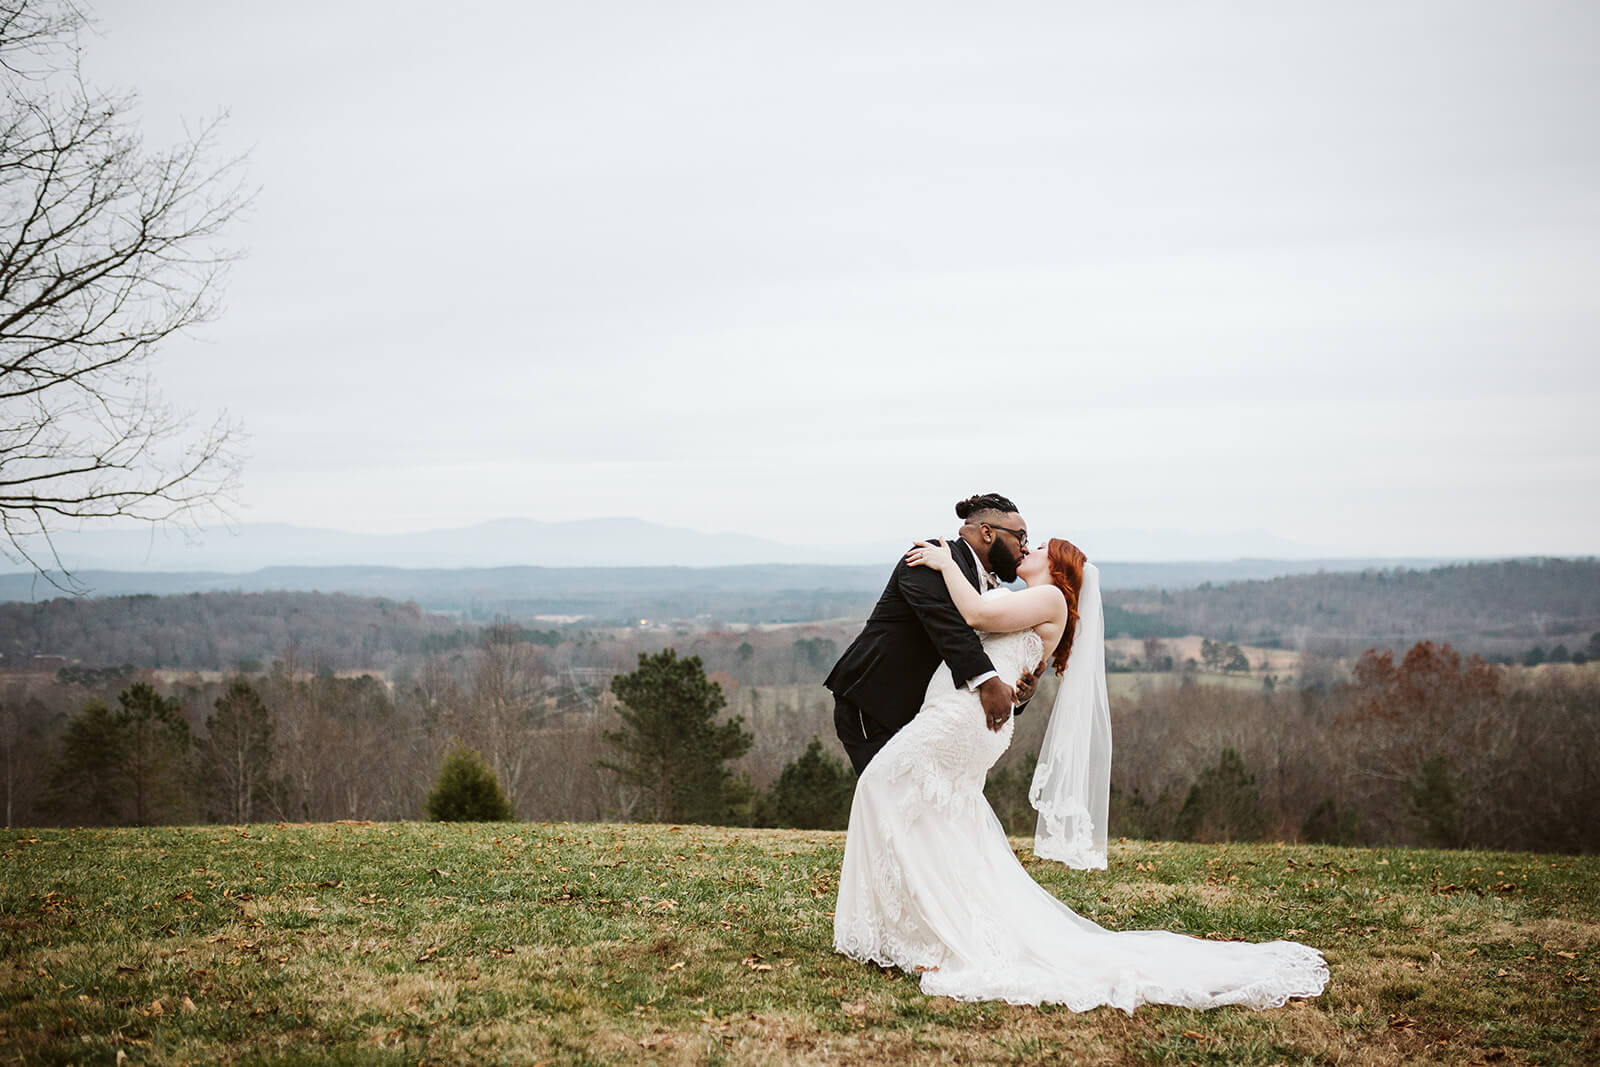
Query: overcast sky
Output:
[[77, 1, 1599, 560]]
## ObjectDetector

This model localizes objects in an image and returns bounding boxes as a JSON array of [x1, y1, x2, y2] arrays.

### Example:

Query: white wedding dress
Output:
[[833, 599, 1329, 1011]]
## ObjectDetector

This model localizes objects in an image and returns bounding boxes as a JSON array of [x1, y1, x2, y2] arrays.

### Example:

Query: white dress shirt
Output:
[[958, 538, 1000, 691]]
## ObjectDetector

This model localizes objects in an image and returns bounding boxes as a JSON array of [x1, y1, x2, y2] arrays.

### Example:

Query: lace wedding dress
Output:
[[832, 600, 1329, 1011]]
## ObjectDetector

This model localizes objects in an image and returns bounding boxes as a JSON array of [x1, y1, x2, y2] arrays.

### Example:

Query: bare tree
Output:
[[462, 625, 547, 812], [0, 1, 248, 581]]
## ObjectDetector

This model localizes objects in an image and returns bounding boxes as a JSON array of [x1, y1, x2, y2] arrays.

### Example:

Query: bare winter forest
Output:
[[1, 558, 1596, 853]]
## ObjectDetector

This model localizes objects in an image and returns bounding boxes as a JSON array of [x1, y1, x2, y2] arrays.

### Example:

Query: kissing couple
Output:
[[824, 493, 1329, 1011]]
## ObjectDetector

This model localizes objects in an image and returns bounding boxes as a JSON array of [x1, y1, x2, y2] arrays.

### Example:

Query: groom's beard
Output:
[[987, 540, 1021, 583]]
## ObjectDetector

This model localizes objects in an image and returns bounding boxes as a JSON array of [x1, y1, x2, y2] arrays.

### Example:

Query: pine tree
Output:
[[116, 683, 192, 825], [48, 683, 192, 825], [426, 745, 514, 822], [47, 700, 125, 825], [599, 648, 753, 824]]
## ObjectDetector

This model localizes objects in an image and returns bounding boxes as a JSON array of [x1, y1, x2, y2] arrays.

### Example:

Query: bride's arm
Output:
[[906, 541, 1067, 633]]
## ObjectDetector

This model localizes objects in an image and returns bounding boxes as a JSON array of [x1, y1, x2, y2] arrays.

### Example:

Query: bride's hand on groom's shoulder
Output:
[[905, 539, 954, 572]]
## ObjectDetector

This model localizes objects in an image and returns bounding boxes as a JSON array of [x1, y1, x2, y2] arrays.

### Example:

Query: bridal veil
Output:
[[1029, 561, 1112, 868]]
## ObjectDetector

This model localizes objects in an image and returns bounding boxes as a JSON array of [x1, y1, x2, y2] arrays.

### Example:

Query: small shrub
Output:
[[427, 746, 514, 822]]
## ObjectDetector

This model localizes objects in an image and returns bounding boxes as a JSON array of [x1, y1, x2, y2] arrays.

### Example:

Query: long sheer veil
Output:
[[1029, 561, 1111, 869]]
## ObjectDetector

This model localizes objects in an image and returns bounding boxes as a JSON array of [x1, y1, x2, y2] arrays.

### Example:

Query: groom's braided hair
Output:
[[954, 493, 1019, 521]]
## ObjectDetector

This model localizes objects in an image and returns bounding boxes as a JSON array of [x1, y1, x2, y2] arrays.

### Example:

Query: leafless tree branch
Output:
[[0, 0, 250, 590]]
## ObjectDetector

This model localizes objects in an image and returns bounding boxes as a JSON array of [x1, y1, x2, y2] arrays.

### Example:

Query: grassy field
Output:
[[1, 823, 1596, 1065]]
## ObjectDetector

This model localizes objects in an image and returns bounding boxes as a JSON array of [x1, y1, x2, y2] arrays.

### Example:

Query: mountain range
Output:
[[20, 517, 1340, 573], [0, 519, 1484, 619]]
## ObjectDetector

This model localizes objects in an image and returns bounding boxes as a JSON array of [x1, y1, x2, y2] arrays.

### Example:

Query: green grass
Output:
[[2, 824, 1596, 1065]]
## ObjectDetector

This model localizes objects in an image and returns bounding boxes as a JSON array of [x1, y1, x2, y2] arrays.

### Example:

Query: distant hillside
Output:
[[0, 557, 1463, 623], [0, 591, 469, 673], [0, 558, 1593, 671], [1111, 557, 1600, 654]]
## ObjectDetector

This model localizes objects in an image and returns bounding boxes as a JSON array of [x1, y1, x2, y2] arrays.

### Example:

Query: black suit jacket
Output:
[[825, 537, 1011, 738]]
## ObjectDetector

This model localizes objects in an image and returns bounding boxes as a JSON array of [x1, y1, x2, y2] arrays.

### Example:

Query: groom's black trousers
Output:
[[834, 696, 896, 776]]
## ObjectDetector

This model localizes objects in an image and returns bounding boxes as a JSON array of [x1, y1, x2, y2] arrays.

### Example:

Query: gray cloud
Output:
[[69, 0, 1600, 557]]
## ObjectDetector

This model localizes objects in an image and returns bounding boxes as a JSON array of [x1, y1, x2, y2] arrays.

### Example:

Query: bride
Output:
[[832, 536, 1329, 1011]]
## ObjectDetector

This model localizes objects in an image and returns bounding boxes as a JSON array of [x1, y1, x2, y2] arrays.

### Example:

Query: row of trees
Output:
[[10, 640, 857, 833], [5, 557, 1600, 679], [983, 642, 1599, 854], [1112, 558, 1600, 658], [1520, 633, 1600, 666], [0, 589, 870, 688], [6, 622, 1597, 852], [0, 592, 467, 674], [46, 678, 272, 826]]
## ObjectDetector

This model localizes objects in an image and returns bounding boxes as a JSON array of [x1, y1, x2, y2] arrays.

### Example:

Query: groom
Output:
[[826, 492, 1040, 774]]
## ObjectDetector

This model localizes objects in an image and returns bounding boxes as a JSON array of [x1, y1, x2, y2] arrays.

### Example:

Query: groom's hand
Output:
[[979, 677, 1015, 731]]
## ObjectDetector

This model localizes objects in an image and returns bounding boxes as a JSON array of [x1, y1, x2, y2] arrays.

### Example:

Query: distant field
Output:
[[1105, 635, 1304, 671], [2, 823, 1596, 1064]]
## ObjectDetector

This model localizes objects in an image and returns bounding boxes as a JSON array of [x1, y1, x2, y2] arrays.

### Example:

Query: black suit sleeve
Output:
[[895, 555, 995, 690]]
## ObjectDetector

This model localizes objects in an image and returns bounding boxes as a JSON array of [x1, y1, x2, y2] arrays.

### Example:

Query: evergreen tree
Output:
[[599, 648, 753, 824], [47, 682, 191, 825], [1174, 747, 1267, 842], [116, 683, 192, 825], [426, 745, 514, 821], [1406, 755, 1462, 847], [761, 737, 853, 830], [1301, 797, 1362, 845], [47, 700, 125, 825], [197, 677, 276, 823]]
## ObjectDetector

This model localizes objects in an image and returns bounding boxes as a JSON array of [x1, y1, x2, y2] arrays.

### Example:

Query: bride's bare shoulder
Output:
[[987, 584, 1066, 627], [1022, 584, 1067, 611]]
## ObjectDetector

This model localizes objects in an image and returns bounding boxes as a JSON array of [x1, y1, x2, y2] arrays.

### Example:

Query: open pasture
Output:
[[2, 822, 1596, 1064]]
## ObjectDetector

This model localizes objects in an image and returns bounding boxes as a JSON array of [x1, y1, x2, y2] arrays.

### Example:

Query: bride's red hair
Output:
[[1046, 538, 1087, 675]]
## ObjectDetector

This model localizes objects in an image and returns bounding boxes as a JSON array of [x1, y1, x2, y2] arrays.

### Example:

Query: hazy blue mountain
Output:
[[0, 558, 1465, 623], [23, 517, 1338, 573], [30, 518, 845, 570]]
